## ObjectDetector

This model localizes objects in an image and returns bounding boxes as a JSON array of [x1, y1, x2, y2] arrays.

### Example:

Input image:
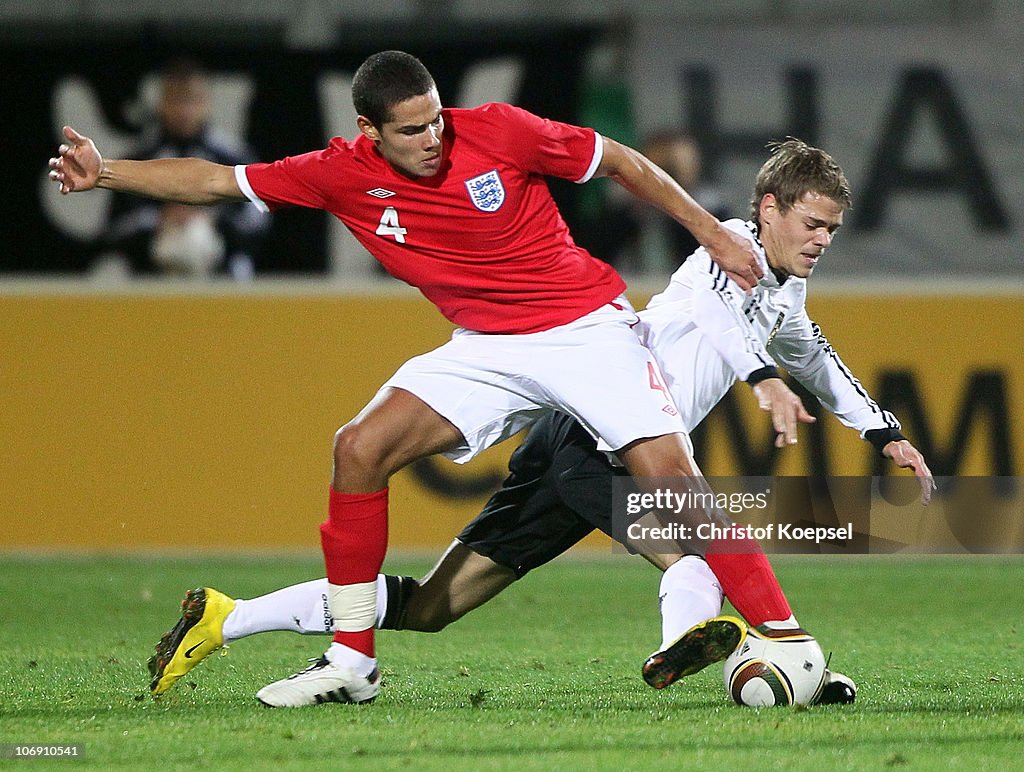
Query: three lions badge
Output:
[[465, 170, 505, 212]]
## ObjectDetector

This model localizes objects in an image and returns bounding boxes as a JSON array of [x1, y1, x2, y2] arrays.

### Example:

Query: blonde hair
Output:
[[749, 138, 852, 222]]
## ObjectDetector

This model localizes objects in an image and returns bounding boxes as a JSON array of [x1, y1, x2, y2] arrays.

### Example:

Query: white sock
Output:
[[760, 615, 800, 630], [373, 574, 389, 628], [326, 641, 377, 678], [658, 556, 724, 650], [222, 576, 391, 642], [222, 578, 331, 642]]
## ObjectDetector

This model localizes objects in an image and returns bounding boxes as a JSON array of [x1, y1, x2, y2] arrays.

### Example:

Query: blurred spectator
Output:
[[102, 58, 268, 279], [572, 20, 643, 272], [577, 128, 732, 275], [640, 130, 732, 267]]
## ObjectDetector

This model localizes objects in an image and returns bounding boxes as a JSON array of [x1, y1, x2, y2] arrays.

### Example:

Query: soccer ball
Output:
[[723, 626, 827, 707]]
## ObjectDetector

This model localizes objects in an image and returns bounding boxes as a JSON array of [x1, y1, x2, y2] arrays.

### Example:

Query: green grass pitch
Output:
[[2, 552, 1022, 770]]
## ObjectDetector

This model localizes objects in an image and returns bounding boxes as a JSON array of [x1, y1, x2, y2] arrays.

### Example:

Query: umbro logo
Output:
[[366, 188, 396, 199]]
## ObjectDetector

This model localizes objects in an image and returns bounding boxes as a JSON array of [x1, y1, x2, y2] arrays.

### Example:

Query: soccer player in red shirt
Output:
[[50, 50, 795, 708]]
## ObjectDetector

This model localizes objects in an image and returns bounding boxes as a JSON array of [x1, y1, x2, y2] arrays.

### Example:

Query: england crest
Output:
[[465, 169, 505, 212]]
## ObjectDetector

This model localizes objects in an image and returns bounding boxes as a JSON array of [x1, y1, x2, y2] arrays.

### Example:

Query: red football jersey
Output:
[[240, 103, 626, 333]]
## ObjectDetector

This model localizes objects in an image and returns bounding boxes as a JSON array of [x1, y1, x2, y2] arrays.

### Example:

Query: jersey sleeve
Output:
[[485, 103, 603, 183], [770, 307, 902, 437], [687, 252, 779, 382], [235, 144, 342, 213]]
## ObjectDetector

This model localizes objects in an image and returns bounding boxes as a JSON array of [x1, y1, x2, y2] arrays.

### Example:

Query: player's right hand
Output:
[[883, 440, 935, 505], [706, 224, 763, 291], [753, 378, 816, 448], [48, 126, 102, 194]]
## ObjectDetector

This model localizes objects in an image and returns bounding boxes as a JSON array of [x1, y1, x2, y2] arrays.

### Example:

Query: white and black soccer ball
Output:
[[723, 626, 827, 707]]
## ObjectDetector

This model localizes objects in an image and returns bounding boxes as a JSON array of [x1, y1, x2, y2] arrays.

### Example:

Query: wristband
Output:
[[864, 427, 907, 456], [745, 366, 780, 386]]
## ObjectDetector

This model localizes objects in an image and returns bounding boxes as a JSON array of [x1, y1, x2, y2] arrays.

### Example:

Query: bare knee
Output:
[[620, 433, 700, 478], [333, 422, 389, 491], [333, 422, 375, 469], [331, 388, 464, 492]]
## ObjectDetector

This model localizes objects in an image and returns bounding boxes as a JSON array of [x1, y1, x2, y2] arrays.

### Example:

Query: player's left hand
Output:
[[706, 225, 763, 291], [883, 440, 935, 505], [753, 378, 816, 448]]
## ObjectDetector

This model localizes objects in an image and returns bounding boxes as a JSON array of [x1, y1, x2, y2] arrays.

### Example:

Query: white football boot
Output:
[[257, 656, 381, 707]]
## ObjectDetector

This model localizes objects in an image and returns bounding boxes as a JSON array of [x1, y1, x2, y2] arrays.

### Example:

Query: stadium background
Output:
[[1, 0, 1021, 551]]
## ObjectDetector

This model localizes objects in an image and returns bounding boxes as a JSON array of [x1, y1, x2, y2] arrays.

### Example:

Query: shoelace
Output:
[[288, 656, 331, 679]]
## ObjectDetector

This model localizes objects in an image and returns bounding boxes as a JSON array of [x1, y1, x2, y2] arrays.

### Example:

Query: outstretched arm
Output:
[[771, 308, 936, 505], [595, 136, 762, 289], [48, 125, 244, 205]]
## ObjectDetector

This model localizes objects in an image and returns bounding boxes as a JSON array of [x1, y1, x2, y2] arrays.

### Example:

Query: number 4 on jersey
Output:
[[376, 206, 407, 243]]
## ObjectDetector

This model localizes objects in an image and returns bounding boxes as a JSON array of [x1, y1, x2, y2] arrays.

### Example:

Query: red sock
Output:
[[320, 487, 388, 658], [705, 528, 792, 628]]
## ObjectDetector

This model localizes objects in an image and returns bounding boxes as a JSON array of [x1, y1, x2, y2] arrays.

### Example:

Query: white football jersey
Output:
[[638, 219, 901, 438]]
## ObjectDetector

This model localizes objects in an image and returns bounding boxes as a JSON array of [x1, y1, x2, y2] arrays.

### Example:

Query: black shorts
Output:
[[457, 412, 627, 577]]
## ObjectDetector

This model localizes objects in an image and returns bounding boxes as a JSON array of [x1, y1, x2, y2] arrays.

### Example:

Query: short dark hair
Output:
[[352, 50, 436, 129], [750, 138, 852, 222]]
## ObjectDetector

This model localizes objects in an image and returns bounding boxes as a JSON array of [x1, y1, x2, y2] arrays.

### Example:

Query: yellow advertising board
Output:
[[1, 286, 1020, 550]]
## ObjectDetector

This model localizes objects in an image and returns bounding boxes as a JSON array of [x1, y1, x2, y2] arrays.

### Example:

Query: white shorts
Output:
[[635, 305, 738, 435], [382, 297, 686, 463]]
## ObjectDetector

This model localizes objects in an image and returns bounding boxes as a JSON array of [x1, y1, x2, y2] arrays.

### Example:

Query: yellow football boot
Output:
[[642, 615, 747, 689], [148, 587, 236, 695]]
